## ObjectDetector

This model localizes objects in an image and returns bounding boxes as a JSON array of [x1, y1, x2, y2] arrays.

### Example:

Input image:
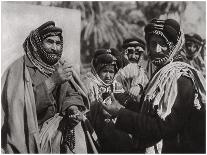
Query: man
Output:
[[1, 21, 98, 153], [185, 33, 205, 76], [101, 19, 206, 153], [122, 38, 145, 64], [116, 38, 149, 100]]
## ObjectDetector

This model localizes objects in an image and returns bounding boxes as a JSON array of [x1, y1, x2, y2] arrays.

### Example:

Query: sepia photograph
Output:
[[1, 1, 206, 154]]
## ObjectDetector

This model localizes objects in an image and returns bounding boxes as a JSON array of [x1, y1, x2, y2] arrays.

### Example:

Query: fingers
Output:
[[59, 59, 65, 66], [68, 105, 79, 114], [63, 63, 73, 70], [63, 67, 73, 73], [101, 99, 109, 110]]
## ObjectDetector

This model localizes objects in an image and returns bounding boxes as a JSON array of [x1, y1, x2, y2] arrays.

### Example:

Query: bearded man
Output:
[[185, 33, 205, 76], [1, 21, 98, 153], [101, 19, 206, 153], [115, 38, 149, 102], [122, 38, 145, 64]]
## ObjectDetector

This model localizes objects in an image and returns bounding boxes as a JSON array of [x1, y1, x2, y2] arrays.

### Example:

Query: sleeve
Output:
[[115, 76, 195, 143], [61, 81, 85, 113]]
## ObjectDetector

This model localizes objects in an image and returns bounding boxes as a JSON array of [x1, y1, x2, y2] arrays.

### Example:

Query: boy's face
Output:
[[99, 67, 115, 84]]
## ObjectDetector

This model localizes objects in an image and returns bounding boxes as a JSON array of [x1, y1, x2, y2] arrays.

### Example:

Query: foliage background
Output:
[[16, 1, 206, 73]]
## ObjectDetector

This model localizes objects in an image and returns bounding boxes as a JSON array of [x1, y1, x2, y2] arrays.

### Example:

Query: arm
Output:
[[115, 76, 195, 141], [61, 81, 85, 113]]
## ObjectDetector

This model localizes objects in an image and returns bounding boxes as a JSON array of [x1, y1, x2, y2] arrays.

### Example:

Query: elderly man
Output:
[[185, 33, 205, 76], [101, 19, 206, 153], [1, 21, 98, 153]]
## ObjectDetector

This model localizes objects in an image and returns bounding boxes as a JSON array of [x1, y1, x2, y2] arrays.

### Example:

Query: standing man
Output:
[[1, 21, 98, 153], [185, 33, 205, 76], [101, 19, 206, 153], [116, 38, 148, 100]]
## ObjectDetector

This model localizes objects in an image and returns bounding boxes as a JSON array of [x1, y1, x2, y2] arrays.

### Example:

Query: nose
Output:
[[155, 44, 162, 53], [189, 45, 196, 52], [51, 43, 57, 51], [131, 52, 136, 58], [105, 72, 110, 78]]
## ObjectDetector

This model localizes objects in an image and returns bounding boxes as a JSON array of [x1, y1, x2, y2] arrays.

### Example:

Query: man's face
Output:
[[43, 36, 62, 54], [125, 46, 143, 63], [148, 34, 170, 67], [99, 67, 115, 84], [40, 35, 62, 65], [185, 40, 201, 60]]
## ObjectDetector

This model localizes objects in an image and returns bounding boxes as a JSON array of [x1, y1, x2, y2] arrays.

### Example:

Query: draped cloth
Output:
[[1, 56, 98, 153], [115, 63, 149, 92], [141, 61, 206, 153]]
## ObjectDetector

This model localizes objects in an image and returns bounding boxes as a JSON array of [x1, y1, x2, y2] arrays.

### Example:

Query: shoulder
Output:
[[81, 72, 97, 89], [178, 75, 194, 88], [177, 75, 195, 96], [2, 56, 24, 77]]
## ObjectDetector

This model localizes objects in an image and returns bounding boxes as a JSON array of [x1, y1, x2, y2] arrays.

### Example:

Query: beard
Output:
[[150, 53, 169, 67], [39, 48, 62, 65]]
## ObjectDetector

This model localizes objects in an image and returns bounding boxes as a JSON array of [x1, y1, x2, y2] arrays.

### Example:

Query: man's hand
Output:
[[67, 105, 83, 121], [67, 105, 83, 129], [51, 60, 73, 85], [101, 93, 124, 116]]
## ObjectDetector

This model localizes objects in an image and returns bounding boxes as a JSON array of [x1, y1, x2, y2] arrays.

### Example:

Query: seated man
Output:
[[1, 21, 98, 153], [184, 33, 205, 76], [82, 48, 138, 153]]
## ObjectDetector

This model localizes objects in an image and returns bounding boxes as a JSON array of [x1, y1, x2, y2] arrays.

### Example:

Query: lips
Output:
[[104, 79, 112, 84]]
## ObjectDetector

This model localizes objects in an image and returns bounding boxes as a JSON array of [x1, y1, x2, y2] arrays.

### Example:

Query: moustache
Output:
[[47, 49, 62, 55], [149, 53, 167, 60], [129, 58, 138, 63]]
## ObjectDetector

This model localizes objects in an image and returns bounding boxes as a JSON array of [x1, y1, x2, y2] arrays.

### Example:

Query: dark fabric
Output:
[[185, 33, 204, 45], [87, 101, 134, 153], [122, 37, 146, 49], [37, 21, 62, 40], [115, 76, 206, 153], [145, 18, 181, 45]]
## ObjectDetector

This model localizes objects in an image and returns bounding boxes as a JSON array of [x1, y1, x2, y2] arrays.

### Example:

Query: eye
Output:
[[109, 70, 115, 74], [127, 49, 134, 54], [134, 51, 140, 55], [46, 39, 54, 44], [150, 41, 156, 48], [56, 41, 61, 46]]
